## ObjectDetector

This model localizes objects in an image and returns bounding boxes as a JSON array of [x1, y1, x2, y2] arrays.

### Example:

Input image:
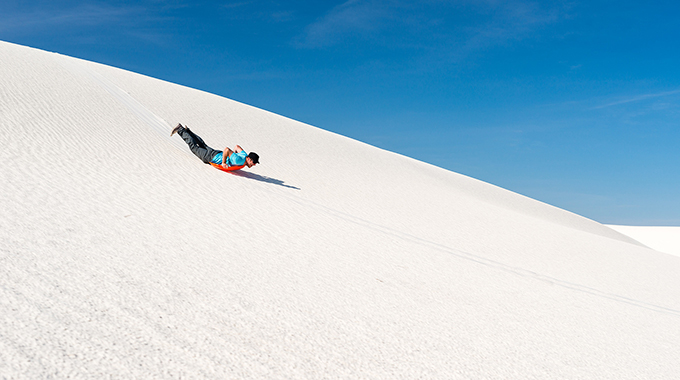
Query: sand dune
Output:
[[607, 225, 680, 257], [2, 40, 679, 379]]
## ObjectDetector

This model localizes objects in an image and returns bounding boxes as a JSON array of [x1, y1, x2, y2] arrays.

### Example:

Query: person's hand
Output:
[[222, 163, 229, 169]]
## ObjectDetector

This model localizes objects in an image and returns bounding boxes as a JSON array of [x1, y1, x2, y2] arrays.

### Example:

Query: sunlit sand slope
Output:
[[2, 40, 679, 379]]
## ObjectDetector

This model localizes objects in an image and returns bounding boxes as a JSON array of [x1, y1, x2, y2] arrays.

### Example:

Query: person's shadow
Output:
[[229, 170, 300, 190]]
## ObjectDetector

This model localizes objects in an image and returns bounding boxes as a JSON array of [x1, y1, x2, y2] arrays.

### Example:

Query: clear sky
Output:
[[2, 0, 679, 225]]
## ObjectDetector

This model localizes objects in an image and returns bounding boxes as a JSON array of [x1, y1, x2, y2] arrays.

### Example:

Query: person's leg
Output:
[[183, 127, 208, 148], [177, 127, 220, 164]]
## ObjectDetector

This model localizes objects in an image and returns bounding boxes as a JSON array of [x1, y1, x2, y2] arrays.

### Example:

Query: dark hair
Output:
[[248, 152, 259, 164]]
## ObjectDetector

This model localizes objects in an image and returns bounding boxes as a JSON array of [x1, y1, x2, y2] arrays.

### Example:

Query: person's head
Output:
[[246, 152, 259, 168]]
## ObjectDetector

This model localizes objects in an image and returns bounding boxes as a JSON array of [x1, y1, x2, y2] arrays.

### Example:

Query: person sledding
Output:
[[171, 123, 259, 171]]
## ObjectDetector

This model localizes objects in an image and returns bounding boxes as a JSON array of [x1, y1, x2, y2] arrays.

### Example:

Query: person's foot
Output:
[[170, 123, 183, 136]]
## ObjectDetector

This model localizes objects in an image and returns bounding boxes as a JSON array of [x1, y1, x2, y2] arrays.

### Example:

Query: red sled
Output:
[[210, 162, 246, 172]]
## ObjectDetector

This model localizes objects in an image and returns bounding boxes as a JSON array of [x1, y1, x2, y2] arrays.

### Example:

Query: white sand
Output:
[[1, 40, 679, 379], [607, 225, 680, 257]]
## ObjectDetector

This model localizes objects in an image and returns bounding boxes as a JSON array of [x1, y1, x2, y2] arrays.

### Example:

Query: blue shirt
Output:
[[211, 150, 247, 166]]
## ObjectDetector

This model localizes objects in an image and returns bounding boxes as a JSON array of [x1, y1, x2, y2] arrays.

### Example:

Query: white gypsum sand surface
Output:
[[607, 225, 680, 257], [1, 40, 680, 379]]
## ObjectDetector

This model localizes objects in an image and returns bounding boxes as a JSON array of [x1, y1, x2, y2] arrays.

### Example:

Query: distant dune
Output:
[[607, 225, 680, 257], [2, 40, 679, 379]]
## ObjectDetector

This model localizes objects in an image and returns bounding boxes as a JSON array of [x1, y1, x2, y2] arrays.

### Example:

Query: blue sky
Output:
[[2, 0, 679, 225]]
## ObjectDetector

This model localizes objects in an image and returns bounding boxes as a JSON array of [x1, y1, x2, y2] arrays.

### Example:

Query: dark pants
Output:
[[178, 127, 221, 164]]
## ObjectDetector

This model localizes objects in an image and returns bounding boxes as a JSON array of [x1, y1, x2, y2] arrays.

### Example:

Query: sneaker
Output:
[[170, 123, 183, 136]]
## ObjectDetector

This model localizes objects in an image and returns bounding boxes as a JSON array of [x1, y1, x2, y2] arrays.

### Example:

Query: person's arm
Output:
[[234, 145, 244, 153], [222, 147, 234, 167]]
